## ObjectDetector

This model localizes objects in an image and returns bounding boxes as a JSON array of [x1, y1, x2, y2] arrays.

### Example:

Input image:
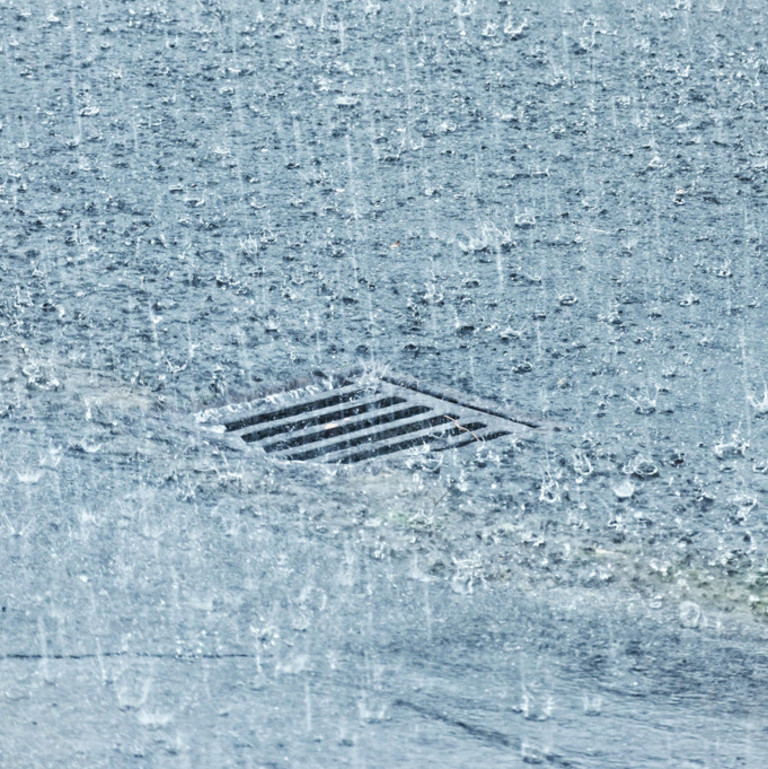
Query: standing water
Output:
[[2, 0, 768, 766]]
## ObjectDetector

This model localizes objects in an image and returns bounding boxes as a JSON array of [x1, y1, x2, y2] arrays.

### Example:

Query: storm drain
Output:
[[195, 369, 548, 464]]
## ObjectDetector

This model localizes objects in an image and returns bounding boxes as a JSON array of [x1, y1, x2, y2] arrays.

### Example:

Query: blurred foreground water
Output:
[[2, 0, 768, 765]]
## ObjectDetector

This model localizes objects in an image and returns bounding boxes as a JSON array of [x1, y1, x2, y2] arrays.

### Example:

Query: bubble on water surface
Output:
[[613, 479, 636, 500], [679, 601, 702, 629]]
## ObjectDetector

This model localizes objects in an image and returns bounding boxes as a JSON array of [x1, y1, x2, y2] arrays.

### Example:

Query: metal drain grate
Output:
[[196, 369, 550, 464]]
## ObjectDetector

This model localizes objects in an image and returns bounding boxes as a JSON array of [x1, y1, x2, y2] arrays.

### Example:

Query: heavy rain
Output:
[[2, 0, 768, 766]]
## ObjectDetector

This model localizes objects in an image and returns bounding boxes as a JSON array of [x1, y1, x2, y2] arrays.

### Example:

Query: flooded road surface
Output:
[[2, 0, 768, 766]]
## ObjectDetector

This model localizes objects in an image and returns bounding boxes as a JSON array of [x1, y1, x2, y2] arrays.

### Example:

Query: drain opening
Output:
[[196, 369, 550, 463]]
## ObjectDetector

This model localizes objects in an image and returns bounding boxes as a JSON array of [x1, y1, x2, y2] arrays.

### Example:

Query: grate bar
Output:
[[258, 404, 433, 453], [239, 395, 407, 443], [378, 372, 545, 429], [283, 413, 477, 462], [431, 428, 514, 452], [222, 383, 365, 432], [338, 421, 488, 463]]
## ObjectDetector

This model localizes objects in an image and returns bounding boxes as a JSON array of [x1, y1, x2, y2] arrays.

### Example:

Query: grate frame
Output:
[[195, 368, 552, 464]]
